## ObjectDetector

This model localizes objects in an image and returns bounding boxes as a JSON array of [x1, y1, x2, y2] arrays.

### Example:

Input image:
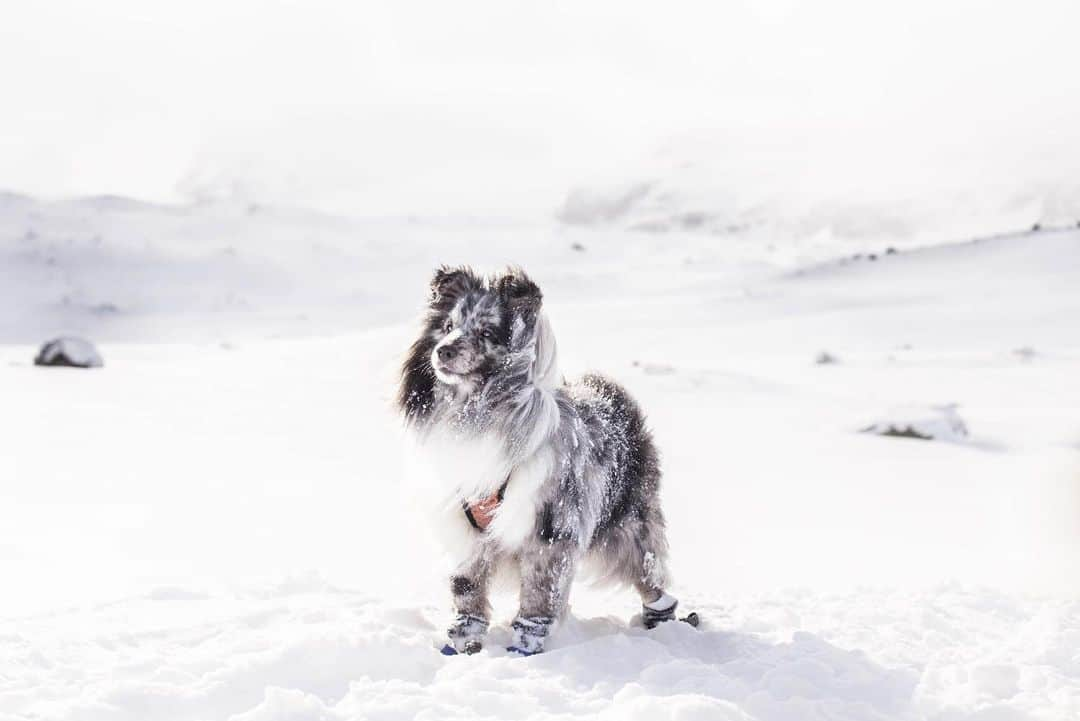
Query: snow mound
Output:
[[33, 337, 103, 368], [861, 404, 968, 442], [5, 585, 1078, 721]]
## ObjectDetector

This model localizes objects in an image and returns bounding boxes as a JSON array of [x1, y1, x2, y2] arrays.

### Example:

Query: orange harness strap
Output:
[[463, 477, 510, 531]]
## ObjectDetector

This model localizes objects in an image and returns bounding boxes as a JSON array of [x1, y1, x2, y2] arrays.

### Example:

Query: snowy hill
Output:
[[2, 197, 1079, 720], [557, 135, 1080, 261]]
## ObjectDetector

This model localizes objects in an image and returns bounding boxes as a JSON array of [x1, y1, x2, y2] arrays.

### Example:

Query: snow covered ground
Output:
[[2, 196, 1079, 720]]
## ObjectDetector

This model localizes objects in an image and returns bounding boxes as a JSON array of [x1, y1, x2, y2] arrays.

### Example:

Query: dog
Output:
[[397, 266, 684, 655]]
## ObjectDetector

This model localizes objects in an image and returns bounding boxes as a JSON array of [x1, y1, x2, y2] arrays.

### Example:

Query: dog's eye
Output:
[[443, 319, 453, 333], [480, 329, 495, 341]]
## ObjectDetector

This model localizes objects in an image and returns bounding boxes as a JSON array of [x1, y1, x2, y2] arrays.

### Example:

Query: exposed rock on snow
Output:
[[631, 360, 676, 376], [1012, 346, 1037, 361], [34, 337, 104, 368], [861, 404, 968, 442], [815, 351, 840, 365]]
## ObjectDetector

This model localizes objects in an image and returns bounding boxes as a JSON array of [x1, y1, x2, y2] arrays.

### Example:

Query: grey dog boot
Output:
[[507, 615, 553, 656], [442, 613, 488, 655], [642, 593, 700, 629], [642, 593, 678, 629]]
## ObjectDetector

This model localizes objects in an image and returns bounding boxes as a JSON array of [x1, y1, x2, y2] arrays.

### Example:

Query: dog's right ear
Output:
[[429, 266, 480, 306], [494, 268, 543, 326]]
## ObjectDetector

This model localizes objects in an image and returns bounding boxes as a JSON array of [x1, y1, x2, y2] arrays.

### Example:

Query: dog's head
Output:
[[399, 265, 557, 421], [399, 265, 560, 428], [424, 266, 543, 389]]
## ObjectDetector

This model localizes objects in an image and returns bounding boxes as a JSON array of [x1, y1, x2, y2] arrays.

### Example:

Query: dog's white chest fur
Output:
[[483, 448, 553, 551], [411, 428, 553, 554], [414, 427, 508, 501]]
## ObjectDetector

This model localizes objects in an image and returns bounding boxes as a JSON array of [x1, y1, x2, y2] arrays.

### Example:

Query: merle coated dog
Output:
[[398, 266, 685, 655]]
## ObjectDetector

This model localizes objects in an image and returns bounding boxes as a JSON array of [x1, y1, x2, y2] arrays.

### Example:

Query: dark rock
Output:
[[815, 351, 839, 365], [34, 337, 104, 368], [1012, 346, 1037, 361], [677, 212, 707, 229], [861, 404, 968, 442], [865, 425, 934, 440]]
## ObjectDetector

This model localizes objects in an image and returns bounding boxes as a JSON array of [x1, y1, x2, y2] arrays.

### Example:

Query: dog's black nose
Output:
[[437, 345, 457, 362]]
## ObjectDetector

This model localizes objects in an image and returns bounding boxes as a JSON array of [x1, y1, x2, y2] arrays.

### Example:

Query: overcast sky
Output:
[[1, 0, 1078, 216]]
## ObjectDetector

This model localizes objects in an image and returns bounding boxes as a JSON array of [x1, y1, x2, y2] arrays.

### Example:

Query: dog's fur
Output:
[[398, 266, 674, 649]]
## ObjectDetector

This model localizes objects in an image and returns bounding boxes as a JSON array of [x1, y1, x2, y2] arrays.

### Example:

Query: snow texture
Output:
[[2, 198, 1080, 720], [5, 584, 1080, 721]]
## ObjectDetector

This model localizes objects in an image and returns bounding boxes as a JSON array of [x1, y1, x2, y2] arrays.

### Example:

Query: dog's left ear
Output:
[[430, 265, 480, 307], [495, 268, 543, 325]]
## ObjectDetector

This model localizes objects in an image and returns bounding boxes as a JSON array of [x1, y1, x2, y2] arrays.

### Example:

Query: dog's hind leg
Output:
[[632, 547, 680, 629], [508, 538, 576, 655], [620, 515, 695, 629], [445, 544, 496, 655]]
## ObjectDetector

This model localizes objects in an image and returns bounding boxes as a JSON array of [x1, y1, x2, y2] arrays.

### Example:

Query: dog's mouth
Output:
[[432, 360, 465, 385]]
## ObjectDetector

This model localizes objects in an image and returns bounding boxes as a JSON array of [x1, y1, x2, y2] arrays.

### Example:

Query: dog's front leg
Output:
[[444, 542, 496, 655], [508, 538, 576, 656]]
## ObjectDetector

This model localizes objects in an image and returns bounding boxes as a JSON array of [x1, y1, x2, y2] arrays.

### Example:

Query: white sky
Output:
[[1, 0, 1078, 215]]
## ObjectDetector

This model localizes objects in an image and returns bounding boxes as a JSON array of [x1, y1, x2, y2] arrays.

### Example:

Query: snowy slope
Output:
[[0, 193, 769, 344], [2, 200, 1079, 720], [558, 137, 1080, 260]]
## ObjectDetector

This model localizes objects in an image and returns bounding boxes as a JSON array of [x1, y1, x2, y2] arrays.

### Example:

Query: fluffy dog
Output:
[[398, 266, 683, 655]]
